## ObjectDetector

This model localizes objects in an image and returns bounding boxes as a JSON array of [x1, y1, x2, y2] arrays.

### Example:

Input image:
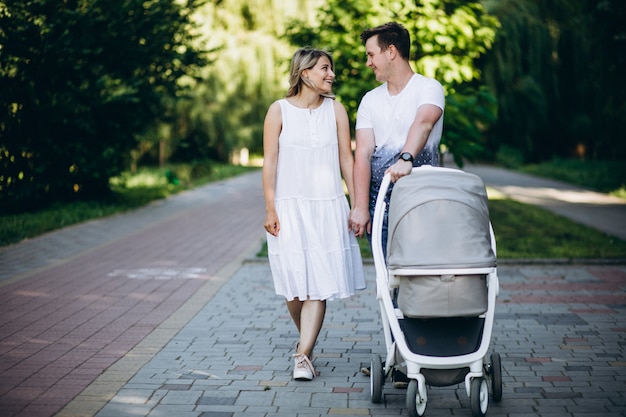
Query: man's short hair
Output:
[[360, 22, 411, 60]]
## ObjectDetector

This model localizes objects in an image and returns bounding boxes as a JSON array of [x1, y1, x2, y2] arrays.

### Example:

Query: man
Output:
[[350, 22, 445, 388], [350, 22, 445, 250]]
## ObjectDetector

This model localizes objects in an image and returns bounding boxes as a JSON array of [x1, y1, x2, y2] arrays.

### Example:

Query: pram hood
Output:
[[386, 167, 496, 270]]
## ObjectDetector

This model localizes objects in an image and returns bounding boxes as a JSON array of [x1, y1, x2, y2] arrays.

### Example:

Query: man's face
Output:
[[364, 35, 390, 82]]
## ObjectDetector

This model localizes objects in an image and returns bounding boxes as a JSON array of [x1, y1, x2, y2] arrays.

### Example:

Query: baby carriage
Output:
[[370, 166, 503, 417]]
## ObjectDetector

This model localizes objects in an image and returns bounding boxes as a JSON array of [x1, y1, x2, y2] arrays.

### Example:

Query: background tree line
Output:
[[1, 0, 624, 212]]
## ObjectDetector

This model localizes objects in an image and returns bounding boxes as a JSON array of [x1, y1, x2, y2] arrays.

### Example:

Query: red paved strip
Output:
[[501, 267, 626, 305], [507, 295, 623, 305], [589, 268, 626, 282], [503, 282, 623, 291], [0, 176, 264, 417]]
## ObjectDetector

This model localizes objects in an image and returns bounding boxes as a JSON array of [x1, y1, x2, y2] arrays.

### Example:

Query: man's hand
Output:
[[386, 159, 413, 183]]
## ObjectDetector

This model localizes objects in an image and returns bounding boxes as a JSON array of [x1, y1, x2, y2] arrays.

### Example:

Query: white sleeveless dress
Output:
[[267, 98, 366, 301]]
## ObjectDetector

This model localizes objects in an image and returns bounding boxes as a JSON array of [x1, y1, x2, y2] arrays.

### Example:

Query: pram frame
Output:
[[371, 166, 501, 417]]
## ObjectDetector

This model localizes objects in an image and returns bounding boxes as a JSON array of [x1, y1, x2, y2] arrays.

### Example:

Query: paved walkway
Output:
[[0, 167, 624, 417], [74, 262, 626, 417], [0, 172, 267, 417]]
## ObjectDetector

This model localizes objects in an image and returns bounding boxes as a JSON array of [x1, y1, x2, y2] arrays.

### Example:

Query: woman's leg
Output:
[[286, 298, 326, 380], [296, 299, 326, 358], [286, 298, 304, 334], [286, 298, 326, 358]]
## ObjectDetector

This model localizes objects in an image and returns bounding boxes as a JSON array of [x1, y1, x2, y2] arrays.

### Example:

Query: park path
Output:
[[0, 172, 267, 417]]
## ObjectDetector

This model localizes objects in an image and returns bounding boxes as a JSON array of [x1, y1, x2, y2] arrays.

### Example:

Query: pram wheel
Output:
[[406, 379, 427, 417], [470, 377, 489, 417], [490, 352, 503, 402], [370, 354, 384, 403]]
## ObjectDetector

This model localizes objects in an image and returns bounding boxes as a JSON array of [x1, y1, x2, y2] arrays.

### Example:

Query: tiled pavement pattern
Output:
[[0, 172, 267, 417], [73, 261, 625, 417]]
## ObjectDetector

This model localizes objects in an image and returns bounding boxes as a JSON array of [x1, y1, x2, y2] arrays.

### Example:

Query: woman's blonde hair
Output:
[[286, 47, 335, 99]]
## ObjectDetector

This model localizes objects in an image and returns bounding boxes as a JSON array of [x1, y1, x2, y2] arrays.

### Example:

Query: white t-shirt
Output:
[[356, 73, 445, 214], [356, 73, 444, 154]]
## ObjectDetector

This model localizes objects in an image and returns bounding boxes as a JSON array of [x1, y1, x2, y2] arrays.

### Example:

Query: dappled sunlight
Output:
[[610, 188, 626, 199], [107, 267, 212, 280], [495, 186, 626, 206], [115, 172, 169, 188], [485, 186, 506, 200], [13, 290, 52, 298]]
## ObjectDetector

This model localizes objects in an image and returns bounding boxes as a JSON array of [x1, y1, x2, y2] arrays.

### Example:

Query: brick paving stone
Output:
[[68, 261, 626, 417], [0, 173, 265, 417]]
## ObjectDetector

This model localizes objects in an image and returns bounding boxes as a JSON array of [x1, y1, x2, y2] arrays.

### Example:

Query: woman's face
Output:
[[303, 56, 335, 94]]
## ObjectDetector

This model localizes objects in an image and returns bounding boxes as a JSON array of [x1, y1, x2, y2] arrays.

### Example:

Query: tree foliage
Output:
[[147, 0, 325, 164], [0, 0, 206, 211], [481, 0, 626, 162], [284, 0, 500, 166], [2, 0, 622, 215]]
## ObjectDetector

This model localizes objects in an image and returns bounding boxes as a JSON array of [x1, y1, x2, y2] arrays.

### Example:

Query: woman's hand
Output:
[[264, 211, 280, 236], [349, 207, 370, 238]]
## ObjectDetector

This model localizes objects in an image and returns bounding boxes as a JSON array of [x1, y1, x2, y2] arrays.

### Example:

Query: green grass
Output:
[[520, 158, 626, 198], [488, 199, 626, 259], [0, 162, 258, 247]]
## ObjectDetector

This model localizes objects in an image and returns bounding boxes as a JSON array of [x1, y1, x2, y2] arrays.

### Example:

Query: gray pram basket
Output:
[[386, 167, 496, 318]]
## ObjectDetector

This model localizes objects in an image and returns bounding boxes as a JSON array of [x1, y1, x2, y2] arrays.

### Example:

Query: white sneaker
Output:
[[293, 353, 315, 381]]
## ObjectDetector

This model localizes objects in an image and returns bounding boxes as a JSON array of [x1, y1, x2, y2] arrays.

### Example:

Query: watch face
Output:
[[401, 152, 412, 161]]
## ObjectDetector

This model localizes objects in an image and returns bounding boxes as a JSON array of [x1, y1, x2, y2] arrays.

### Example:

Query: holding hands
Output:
[[349, 207, 370, 238]]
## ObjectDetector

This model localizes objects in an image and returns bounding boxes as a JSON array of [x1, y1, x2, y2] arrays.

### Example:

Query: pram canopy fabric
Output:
[[386, 167, 496, 270]]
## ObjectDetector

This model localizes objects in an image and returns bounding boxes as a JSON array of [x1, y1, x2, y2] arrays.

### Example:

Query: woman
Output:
[[262, 47, 366, 381]]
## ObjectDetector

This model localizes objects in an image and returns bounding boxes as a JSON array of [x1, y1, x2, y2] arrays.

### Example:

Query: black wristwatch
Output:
[[399, 152, 414, 163]]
